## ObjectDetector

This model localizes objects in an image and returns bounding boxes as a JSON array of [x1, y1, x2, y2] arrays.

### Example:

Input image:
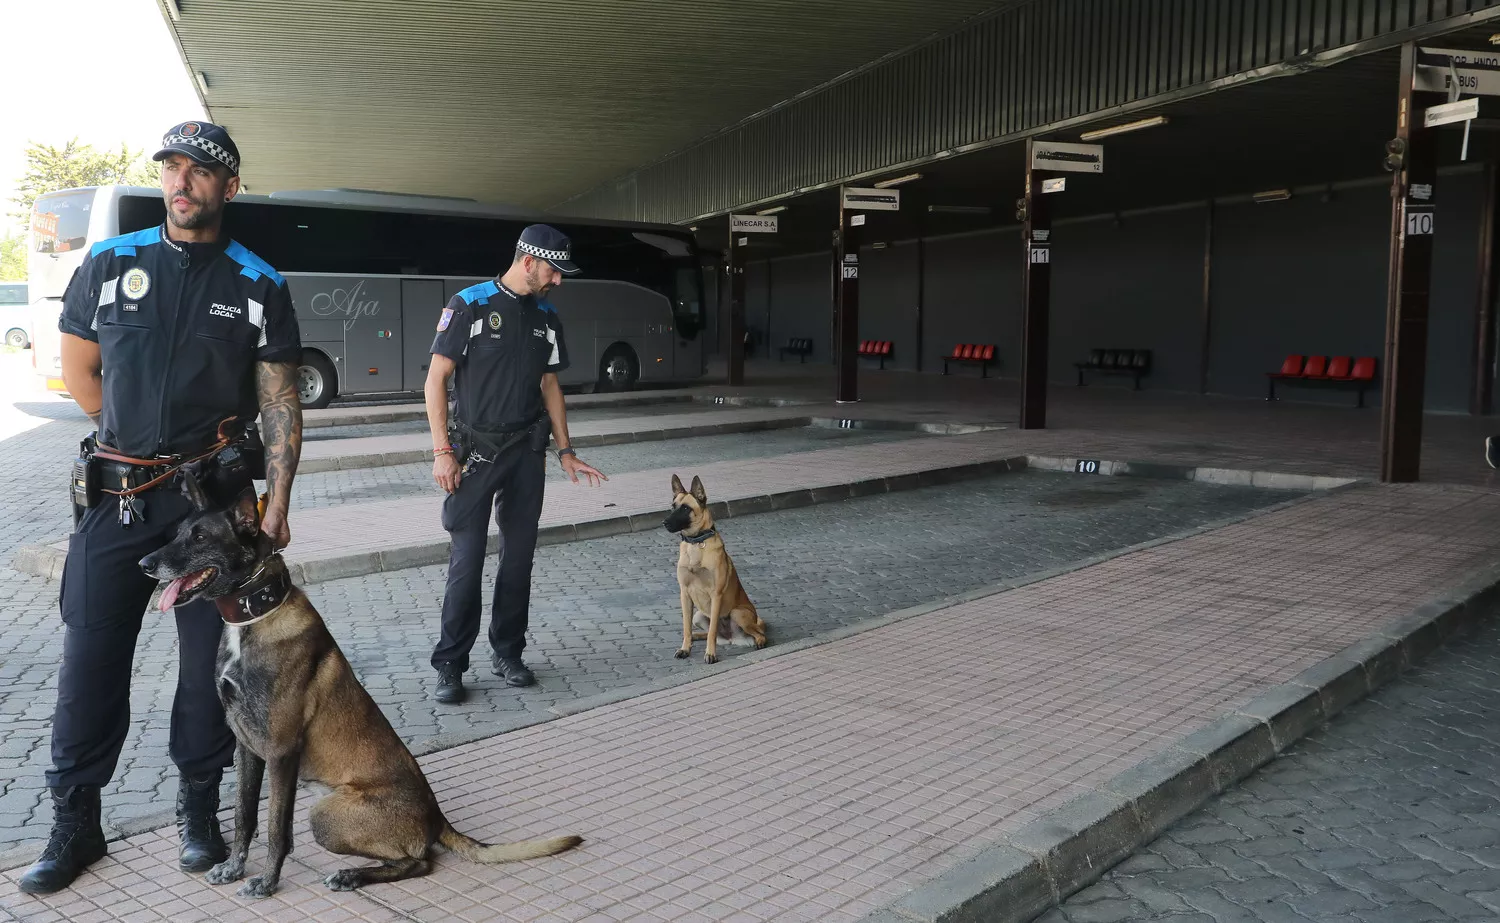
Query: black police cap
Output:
[[152, 121, 241, 175], [516, 225, 580, 275]]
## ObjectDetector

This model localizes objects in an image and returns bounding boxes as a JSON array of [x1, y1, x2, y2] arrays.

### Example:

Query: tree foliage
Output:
[[10, 138, 159, 221], [0, 233, 25, 281]]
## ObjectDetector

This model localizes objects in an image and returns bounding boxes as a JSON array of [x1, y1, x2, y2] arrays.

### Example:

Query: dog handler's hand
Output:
[[261, 508, 291, 551], [560, 453, 607, 487], [433, 454, 462, 494]]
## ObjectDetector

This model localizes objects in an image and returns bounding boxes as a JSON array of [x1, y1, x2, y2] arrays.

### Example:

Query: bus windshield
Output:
[[32, 190, 94, 255]]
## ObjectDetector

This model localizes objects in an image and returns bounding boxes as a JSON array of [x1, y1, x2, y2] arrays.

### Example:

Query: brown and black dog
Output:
[[139, 469, 581, 898], [662, 474, 769, 663]]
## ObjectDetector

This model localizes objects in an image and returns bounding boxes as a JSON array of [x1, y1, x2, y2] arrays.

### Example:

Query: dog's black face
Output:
[[139, 469, 265, 611], [663, 474, 709, 534]]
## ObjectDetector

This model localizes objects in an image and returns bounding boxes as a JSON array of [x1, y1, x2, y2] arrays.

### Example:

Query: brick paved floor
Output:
[[4, 483, 1499, 921], [290, 425, 924, 510], [1043, 618, 1500, 923], [0, 471, 1290, 857]]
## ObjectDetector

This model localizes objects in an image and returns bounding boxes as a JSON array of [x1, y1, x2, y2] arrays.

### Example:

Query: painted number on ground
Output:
[[1406, 208, 1435, 237], [1075, 459, 1100, 474]]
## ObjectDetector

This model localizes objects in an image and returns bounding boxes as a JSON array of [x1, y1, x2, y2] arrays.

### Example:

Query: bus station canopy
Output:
[[159, 0, 1011, 209]]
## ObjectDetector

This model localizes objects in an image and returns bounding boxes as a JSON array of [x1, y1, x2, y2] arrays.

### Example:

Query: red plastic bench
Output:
[[942, 343, 996, 378], [857, 340, 894, 370], [1266, 354, 1378, 407]]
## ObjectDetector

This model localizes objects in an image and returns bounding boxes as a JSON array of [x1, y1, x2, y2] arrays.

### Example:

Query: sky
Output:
[[0, 0, 203, 232]]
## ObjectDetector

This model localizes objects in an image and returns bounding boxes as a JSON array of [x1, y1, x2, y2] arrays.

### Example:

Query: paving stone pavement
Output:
[[1042, 616, 1500, 923], [0, 458, 1297, 857], [288, 424, 924, 510]]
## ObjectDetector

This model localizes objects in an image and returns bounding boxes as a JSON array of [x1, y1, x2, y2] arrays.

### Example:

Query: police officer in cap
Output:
[[19, 121, 304, 894], [425, 225, 606, 703]]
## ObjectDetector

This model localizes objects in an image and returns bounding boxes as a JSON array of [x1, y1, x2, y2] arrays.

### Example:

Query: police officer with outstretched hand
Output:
[[425, 225, 605, 704], [19, 122, 304, 895]]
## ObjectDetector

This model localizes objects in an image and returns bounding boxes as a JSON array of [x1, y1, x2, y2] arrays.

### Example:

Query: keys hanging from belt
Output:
[[461, 449, 491, 477], [116, 469, 146, 527]]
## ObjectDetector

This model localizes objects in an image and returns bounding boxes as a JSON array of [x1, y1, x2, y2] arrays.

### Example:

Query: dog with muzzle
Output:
[[139, 468, 581, 897], [663, 474, 769, 663]]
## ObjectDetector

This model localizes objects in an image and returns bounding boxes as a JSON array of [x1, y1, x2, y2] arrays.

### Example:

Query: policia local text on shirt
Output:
[[425, 225, 606, 704], [19, 121, 304, 896]]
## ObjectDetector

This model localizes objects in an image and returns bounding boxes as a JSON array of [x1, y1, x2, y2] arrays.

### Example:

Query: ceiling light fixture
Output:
[[1079, 115, 1169, 142], [927, 205, 991, 215], [874, 173, 922, 189], [163, 0, 181, 21], [1252, 188, 1292, 204], [196, 71, 211, 94], [755, 206, 787, 216]]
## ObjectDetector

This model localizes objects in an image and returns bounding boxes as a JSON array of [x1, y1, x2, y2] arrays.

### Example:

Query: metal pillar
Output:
[[1473, 161, 1499, 416], [727, 231, 746, 386], [1019, 139, 1052, 430], [1199, 202, 1215, 395], [835, 193, 862, 403], [1379, 41, 1438, 483]]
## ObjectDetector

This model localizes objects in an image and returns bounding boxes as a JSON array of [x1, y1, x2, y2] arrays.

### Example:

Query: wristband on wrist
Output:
[[557, 446, 577, 459]]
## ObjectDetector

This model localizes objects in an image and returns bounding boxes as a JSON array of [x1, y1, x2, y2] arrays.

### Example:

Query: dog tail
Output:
[[439, 823, 583, 864]]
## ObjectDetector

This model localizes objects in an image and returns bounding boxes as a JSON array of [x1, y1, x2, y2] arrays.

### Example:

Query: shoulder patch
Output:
[[89, 226, 161, 259], [224, 240, 286, 286], [437, 307, 454, 331], [457, 280, 500, 306]]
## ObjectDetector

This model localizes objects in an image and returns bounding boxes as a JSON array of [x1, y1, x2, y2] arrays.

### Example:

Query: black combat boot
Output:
[[176, 770, 229, 872], [18, 785, 107, 894]]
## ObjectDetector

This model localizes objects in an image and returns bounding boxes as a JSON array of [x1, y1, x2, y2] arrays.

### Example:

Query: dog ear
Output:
[[689, 476, 707, 504], [671, 474, 685, 497], [229, 486, 261, 539], [179, 466, 211, 512]]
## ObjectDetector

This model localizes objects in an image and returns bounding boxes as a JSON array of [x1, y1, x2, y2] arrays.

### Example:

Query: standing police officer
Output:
[[425, 225, 606, 703], [19, 122, 304, 894]]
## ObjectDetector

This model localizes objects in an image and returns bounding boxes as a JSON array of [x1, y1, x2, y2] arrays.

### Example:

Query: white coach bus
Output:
[[28, 186, 707, 408]]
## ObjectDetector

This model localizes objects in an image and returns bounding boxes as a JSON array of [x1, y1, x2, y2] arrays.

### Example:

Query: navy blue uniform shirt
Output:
[[430, 280, 568, 433], [59, 224, 301, 457]]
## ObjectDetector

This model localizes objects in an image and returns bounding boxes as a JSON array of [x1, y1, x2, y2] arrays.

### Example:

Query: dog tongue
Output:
[[159, 577, 188, 612]]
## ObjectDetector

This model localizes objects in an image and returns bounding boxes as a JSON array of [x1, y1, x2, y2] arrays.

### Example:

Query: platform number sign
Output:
[[1405, 206, 1435, 237], [1075, 459, 1100, 474], [1029, 246, 1050, 265], [842, 265, 859, 279]]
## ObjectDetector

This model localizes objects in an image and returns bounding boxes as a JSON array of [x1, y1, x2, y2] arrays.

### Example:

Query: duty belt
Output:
[[96, 417, 247, 527]]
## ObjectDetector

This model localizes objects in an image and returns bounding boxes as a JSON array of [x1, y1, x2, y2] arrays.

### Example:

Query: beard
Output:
[[165, 189, 224, 230], [528, 267, 555, 298]]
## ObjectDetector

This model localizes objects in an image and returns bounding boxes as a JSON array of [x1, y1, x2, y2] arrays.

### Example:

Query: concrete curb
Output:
[[860, 558, 1500, 923], [0, 483, 1337, 874], [298, 415, 818, 474], [301, 391, 813, 430], [8, 453, 1337, 585]]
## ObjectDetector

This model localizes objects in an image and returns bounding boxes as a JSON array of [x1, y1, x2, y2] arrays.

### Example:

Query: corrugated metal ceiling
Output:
[[160, 0, 1014, 209]]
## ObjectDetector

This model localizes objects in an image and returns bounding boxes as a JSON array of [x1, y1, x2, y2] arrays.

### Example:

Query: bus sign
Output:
[[730, 214, 778, 233]]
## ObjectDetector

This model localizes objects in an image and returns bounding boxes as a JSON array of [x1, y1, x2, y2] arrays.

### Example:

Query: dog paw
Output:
[[206, 859, 246, 885], [324, 869, 362, 892], [704, 652, 719, 664], [237, 875, 278, 899], [674, 648, 691, 659], [754, 637, 769, 649]]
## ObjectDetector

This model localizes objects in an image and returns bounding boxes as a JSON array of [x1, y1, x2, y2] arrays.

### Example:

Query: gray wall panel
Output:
[[859, 242, 921, 370], [1050, 207, 1207, 393], [921, 229, 1022, 375]]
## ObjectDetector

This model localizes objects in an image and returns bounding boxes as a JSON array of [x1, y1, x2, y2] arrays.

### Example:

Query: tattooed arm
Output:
[[255, 360, 303, 549]]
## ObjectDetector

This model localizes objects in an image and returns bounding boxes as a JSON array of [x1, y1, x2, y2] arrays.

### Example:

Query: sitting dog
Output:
[[662, 474, 769, 663], [139, 470, 581, 897]]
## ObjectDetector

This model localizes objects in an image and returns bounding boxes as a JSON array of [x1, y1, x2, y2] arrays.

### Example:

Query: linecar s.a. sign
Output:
[[730, 215, 778, 233]]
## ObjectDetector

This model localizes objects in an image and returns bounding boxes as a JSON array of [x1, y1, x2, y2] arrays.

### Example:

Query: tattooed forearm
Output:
[[255, 361, 303, 510]]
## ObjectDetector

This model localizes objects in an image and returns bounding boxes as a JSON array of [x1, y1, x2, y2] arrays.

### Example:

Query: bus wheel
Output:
[[297, 351, 339, 410], [598, 346, 638, 392], [5, 328, 28, 349]]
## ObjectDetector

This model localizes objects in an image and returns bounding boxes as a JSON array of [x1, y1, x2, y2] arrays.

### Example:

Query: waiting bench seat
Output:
[[1266, 354, 1378, 407]]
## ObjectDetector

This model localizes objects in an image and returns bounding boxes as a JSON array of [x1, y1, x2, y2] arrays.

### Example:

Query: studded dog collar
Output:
[[678, 528, 719, 545], [213, 556, 292, 626]]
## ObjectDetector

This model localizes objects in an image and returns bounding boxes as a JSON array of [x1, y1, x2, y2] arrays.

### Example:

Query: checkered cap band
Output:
[[517, 240, 570, 262], [162, 133, 239, 173]]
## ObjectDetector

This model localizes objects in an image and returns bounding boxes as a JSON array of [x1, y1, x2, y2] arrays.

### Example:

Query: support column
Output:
[[727, 231, 746, 387], [915, 237, 926, 373], [1020, 139, 1053, 430], [1473, 161, 1499, 416], [1199, 202, 1215, 395], [1379, 41, 1438, 483], [835, 192, 862, 403]]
